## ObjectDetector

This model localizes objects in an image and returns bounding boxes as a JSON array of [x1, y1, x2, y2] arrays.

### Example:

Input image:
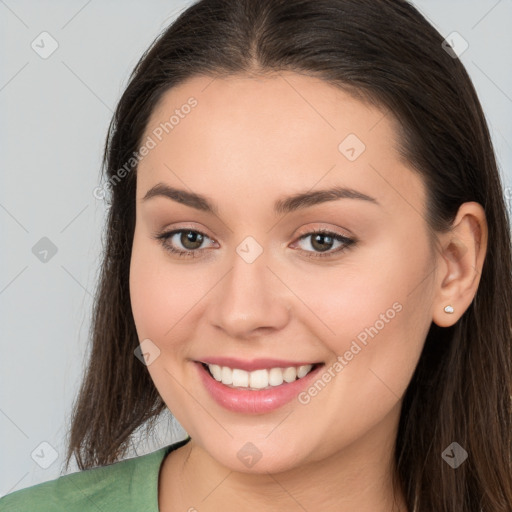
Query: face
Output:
[[129, 72, 436, 474]]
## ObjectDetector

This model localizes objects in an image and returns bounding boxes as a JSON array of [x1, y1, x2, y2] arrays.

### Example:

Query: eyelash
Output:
[[153, 228, 356, 260]]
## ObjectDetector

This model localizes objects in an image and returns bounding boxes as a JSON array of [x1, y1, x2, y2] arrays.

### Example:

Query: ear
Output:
[[431, 201, 488, 328]]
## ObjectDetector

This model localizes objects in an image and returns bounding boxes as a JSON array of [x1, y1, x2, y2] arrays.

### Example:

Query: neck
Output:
[[159, 405, 408, 512]]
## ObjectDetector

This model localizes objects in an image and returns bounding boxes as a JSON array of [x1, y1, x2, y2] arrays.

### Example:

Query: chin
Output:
[[203, 438, 311, 475]]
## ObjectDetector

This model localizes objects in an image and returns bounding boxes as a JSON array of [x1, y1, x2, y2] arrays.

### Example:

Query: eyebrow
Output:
[[141, 183, 379, 215]]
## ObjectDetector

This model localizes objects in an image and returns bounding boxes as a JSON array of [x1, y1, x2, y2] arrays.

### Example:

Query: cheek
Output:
[[296, 233, 433, 387], [289, 239, 433, 452], [129, 235, 194, 412], [129, 232, 179, 343], [129, 246, 165, 340], [129, 232, 211, 351], [291, 235, 423, 334]]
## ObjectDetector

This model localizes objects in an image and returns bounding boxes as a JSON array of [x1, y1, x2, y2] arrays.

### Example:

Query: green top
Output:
[[0, 437, 191, 511]]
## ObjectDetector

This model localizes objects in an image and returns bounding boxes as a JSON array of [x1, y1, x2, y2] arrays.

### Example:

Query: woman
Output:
[[2, 0, 511, 510]]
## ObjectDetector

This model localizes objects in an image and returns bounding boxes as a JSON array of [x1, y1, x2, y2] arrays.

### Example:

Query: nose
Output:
[[208, 248, 291, 339]]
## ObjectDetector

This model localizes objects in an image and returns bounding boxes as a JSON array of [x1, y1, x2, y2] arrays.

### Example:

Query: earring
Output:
[[444, 305, 454, 314]]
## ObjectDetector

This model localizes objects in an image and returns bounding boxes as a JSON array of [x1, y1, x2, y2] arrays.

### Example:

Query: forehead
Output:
[[136, 72, 426, 221], [144, 72, 391, 154]]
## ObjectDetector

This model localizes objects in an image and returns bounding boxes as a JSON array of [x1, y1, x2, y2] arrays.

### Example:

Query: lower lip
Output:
[[195, 361, 324, 414]]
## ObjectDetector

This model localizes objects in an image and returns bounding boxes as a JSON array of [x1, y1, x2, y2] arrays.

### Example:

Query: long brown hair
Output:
[[66, 1, 512, 509]]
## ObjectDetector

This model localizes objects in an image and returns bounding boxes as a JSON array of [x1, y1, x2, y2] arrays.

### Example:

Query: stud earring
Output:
[[444, 305, 454, 314]]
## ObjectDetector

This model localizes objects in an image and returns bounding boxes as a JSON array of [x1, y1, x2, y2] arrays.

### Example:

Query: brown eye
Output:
[[154, 229, 213, 258], [310, 233, 336, 252], [180, 230, 205, 250], [294, 230, 356, 259]]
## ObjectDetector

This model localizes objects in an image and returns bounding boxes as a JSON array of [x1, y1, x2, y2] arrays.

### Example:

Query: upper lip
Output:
[[197, 357, 321, 372]]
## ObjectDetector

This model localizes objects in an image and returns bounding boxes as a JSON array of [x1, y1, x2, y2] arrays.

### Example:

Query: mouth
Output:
[[200, 361, 323, 390], [195, 359, 326, 414]]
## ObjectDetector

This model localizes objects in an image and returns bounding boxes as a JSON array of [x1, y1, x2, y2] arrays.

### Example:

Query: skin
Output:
[[129, 72, 488, 512]]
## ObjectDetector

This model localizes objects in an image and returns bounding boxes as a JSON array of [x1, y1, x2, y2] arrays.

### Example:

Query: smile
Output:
[[203, 363, 317, 390], [195, 360, 325, 414]]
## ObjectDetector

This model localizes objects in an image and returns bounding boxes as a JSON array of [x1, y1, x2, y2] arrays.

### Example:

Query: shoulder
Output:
[[0, 445, 171, 512]]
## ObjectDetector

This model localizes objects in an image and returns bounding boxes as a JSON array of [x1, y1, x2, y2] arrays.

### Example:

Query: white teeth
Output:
[[268, 367, 284, 386], [282, 367, 297, 383], [232, 369, 249, 387], [221, 365, 232, 384], [249, 369, 268, 389], [206, 363, 314, 390], [209, 364, 222, 381], [297, 365, 312, 378]]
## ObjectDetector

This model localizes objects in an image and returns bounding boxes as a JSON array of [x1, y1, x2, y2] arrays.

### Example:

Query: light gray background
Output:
[[1, 0, 511, 496]]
